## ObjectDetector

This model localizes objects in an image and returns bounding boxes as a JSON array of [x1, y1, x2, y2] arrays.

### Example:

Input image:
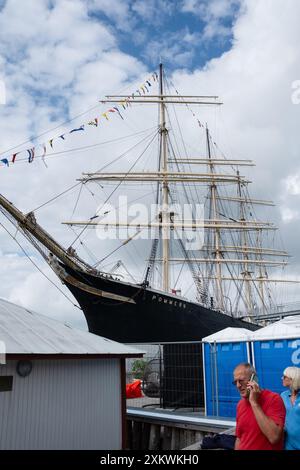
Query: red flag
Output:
[[12, 152, 19, 163]]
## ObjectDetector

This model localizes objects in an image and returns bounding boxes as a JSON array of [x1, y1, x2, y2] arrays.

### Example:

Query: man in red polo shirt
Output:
[[234, 363, 286, 450]]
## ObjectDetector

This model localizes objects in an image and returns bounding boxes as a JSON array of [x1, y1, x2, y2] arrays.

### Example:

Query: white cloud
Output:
[[87, 0, 132, 31], [144, 32, 196, 67], [291, 80, 300, 104], [182, 0, 240, 18], [202, 20, 232, 40], [0, 0, 115, 94], [1, 0, 300, 324], [132, 0, 173, 23], [280, 207, 300, 223], [284, 173, 300, 196], [182, 0, 241, 40], [171, 0, 300, 304], [279, 171, 300, 226], [209, 0, 241, 18], [0, 0, 149, 326], [87, 1, 177, 36], [0, 251, 87, 329], [0, 79, 5, 104]]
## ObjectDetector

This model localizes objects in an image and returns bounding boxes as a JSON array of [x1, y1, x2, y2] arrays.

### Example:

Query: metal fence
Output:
[[126, 336, 300, 418], [126, 342, 204, 411]]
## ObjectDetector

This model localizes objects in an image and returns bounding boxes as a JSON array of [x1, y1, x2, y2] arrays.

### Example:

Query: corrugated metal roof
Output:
[[0, 298, 143, 356], [202, 327, 252, 343]]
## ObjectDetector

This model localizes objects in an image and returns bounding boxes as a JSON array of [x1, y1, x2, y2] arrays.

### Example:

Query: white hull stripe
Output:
[[64, 273, 136, 304]]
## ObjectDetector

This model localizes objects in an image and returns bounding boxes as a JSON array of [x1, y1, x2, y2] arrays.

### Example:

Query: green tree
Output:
[[131, 359, 147, 379]]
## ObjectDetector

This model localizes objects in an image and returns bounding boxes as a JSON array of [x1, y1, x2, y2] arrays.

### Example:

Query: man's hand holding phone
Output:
[[247, 373, 261, 404]]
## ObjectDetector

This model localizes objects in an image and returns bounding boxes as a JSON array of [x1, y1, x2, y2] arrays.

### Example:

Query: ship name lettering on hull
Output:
[[151, 294, 186, 308]]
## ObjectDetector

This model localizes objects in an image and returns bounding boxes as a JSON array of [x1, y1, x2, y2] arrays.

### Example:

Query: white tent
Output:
[[251, 316, 300, 341], [202, 327, 253, 343]]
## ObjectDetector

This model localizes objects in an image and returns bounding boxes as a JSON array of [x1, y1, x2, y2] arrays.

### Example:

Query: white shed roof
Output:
[[0, 298, 143, 357], [251, 316, 300, 341], [202, 327, 252, 343]]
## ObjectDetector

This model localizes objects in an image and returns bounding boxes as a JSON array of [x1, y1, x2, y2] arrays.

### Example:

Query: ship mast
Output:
[[237, 169, 253, 314], [1, 65, 300, 321], [159, 63, 170, 292], [0, 193, 89, 272], [257, 229, 266, 315], [59, 64, 296, 312], [206, 127, 224, 310], [71, 64, 223, 295]]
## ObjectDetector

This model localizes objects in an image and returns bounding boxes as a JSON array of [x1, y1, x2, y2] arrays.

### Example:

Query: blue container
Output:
[[202, 328, 252, 418], [251, 317, 300, 394]]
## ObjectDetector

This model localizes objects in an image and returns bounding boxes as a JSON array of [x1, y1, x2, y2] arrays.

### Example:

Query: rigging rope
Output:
[[31, 127, 157, 213], [0, 102, 102, 158], [11, 126, 158, 166], [69, 129, 159, 249], [0, 220, 81, 310]]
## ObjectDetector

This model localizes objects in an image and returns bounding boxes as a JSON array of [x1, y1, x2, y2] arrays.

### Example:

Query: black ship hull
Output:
[[60, 263, 258, 343]]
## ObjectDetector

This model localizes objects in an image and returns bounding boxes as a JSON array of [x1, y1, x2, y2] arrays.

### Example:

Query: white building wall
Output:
[[0, 358, 122, 450]]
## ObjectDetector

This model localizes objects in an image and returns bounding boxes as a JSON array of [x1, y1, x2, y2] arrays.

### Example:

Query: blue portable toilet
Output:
[[251, 316, 300, 395], [202, 327, 252, 418]]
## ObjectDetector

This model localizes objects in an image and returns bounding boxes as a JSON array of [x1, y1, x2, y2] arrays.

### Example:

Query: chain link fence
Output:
[[126, 342, 204, 410]]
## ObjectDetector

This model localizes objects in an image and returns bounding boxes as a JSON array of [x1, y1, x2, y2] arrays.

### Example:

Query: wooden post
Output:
[[171, 428, 180, 450], [162, 426, 172, 450], [186, 430, 195, 448], [141, 422, 151, 450], [126, 419, 133, 450], [195, 430, 204, 445], [132, 421, 142, 450], [149, 424, 161, 450]]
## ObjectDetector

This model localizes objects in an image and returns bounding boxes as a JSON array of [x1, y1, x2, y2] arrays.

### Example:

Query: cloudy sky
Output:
[[0, 0, 300, 329]]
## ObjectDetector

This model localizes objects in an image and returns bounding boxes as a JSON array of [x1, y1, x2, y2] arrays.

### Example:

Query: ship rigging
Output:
[[0, 64, 299, 342]]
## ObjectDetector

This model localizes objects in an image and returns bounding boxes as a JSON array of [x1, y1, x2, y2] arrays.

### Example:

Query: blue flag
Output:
[[1, 158, 9, 167], [70, 126, 85, 134]]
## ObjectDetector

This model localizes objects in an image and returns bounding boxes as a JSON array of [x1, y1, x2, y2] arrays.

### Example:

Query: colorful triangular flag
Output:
[[27, 148, 35, 163], [1, 158, 9, 167], [69, 125, 85, 134], [88, 118, 98, 127], [12, 152, 19, 164]]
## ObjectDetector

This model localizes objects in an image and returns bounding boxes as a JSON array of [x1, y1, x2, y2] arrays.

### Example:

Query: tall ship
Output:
[[0, 64, 297, 344]]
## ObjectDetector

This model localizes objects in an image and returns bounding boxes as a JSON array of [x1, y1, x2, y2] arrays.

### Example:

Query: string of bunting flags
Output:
[[0, 72, 159, 168], [171, 82, 205, 129]]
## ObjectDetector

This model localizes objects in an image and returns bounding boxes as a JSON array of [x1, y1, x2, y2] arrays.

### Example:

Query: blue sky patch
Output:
[[88, 0, 242, 70]]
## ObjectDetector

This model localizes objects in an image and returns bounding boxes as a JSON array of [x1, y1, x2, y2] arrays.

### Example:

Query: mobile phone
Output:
[[250, 373, 258, 385], [246, 373, 258, 397]]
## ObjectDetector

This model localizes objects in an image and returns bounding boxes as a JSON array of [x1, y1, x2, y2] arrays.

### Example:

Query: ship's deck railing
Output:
[[237, 301, 300, 322]]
